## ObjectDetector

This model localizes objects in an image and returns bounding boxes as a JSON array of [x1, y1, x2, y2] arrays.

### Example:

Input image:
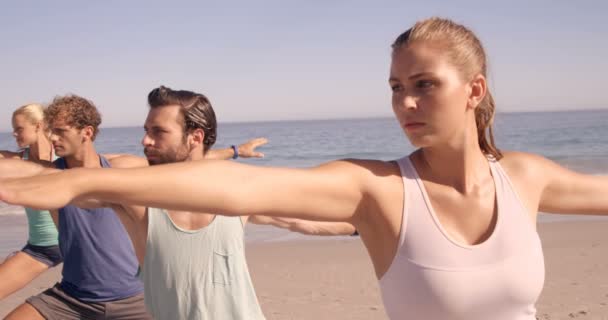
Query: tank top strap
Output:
[[99, 155, 111, 168], [53, 155, 109, 170], [393, 155, 418, 249], [21, 147, 57, 161], [487, 158, 535, 230], [21, 148, 30, 160]]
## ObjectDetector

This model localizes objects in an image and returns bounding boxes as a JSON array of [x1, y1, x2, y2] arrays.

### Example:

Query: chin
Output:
[[147, 159, 161, 166], [54, 150, 68, 157], [405, 134, 434, 149]]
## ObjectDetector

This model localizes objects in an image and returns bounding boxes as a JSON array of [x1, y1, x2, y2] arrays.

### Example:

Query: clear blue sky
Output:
[[1, 0, 606, 131]]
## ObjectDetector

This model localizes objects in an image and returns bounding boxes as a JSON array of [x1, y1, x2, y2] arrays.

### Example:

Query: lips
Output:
[[404, 121, 426, 130], [144, 149, 160, 159]]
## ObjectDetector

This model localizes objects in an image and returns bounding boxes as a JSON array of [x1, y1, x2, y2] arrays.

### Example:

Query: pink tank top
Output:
[[379, 156, 545, 320]]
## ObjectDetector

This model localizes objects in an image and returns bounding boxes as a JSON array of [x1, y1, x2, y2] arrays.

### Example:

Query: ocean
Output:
[[0, 110, 607, 255]]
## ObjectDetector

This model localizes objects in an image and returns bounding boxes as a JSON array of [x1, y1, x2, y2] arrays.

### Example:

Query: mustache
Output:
[[144, 148, 161, 157]]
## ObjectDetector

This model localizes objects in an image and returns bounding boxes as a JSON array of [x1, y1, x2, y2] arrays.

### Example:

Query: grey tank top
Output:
[[142, 208, 265, 320]]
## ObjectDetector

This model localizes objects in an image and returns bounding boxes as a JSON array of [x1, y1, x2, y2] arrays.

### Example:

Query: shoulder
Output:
[[313, 158, 401, 191], [0, 150, 21, 159], [107, 154, 149, 169], [498, 151, 561, 187], [315, 158, 400, 178], [500, 151, 557, 174]]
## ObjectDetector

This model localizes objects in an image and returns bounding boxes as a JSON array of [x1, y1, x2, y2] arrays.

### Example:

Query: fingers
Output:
[[239, 138, 268, 158], [248, 138, 268, 148]]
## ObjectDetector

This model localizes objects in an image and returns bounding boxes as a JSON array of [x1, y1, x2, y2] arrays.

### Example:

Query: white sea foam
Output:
[[0, 203, 25, 216]]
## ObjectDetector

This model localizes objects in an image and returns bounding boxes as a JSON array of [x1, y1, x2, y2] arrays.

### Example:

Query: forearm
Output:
[[288, 219, 357, 236], [250, 215, 356, 236], [0, 159, 54, 178], [204, 148, 235, 160]]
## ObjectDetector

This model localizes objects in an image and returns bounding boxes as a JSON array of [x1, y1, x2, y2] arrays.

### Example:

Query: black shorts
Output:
[[26, 283, 152, 320], [21, 243, 63, 267]]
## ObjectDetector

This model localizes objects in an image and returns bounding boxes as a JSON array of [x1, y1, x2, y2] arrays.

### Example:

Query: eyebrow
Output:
[[144, 125, 166, 131], [389, 72, 436, 82]]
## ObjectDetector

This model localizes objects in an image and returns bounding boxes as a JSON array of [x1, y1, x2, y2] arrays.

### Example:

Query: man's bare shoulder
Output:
[[0, 150, 21, 159], [107, 154, 149, 169]]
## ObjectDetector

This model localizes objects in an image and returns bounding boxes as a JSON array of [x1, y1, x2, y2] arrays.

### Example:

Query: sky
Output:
[[1, 0, 607, 131]]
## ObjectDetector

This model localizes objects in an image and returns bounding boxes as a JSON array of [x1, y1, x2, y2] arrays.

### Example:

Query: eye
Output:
[[152, 128, 165, 136], [390, 83, 403, 92], [415, 79, 435, 89]]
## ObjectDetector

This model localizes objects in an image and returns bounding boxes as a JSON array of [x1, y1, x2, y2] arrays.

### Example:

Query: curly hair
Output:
[[45, 95, 102, 140]]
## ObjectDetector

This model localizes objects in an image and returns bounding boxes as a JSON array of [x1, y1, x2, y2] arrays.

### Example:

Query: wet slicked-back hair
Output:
[[147, 86, 217, 152], [392, 17, 502, 160]]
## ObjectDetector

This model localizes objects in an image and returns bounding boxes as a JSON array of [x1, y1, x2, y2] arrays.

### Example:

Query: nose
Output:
[[141, 133, 153, 147], [394, 93, 418, 112], [49, 133, 59, 142], [12, 131, 18, 138]]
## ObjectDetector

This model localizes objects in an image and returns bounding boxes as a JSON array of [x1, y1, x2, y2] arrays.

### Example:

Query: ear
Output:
[[187, 128, 205, 149], [82, 126, 95, 141], [467, 74, 487, 110]]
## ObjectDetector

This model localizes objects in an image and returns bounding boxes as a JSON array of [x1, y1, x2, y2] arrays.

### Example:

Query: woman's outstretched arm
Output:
[[0, 159, 384, 224], [507, 152, 608, 215]]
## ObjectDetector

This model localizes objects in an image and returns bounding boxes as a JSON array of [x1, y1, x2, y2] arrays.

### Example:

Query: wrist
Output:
[[231, 145, 239, 159]]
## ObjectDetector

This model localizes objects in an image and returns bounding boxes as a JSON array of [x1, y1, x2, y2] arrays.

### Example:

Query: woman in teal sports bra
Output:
[[0, 103, 62, 301]]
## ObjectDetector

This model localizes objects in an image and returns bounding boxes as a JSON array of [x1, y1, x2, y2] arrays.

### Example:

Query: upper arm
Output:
[[237, 159, 379, 224], [102, 153, 128, 161], [109, 155, 149, 169], [0, 151, 21, 159], [539, 158, 608, 215], [503, 152, 608, 215]]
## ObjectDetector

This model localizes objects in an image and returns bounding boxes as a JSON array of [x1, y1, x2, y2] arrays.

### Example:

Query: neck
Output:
[[64, 143, 101, 168], [187, 148, 205, 162], [414, 124, 491, 194], [168, 148, 211, 217], [27, 134, 53, 162]]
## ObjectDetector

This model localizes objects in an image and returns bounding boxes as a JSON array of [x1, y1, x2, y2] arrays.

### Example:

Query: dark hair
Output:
[[147, 86, 217, 152], [45, 95, 102, 140], [392, 17, 502, 160]]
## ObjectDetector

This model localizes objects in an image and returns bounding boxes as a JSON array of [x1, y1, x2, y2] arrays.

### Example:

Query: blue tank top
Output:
[[54, 155, 143, 302]]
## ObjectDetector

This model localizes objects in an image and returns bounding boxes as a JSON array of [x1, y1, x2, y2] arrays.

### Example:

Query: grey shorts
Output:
[[26, 283, 152, 320], [21, 243, 63, 267]]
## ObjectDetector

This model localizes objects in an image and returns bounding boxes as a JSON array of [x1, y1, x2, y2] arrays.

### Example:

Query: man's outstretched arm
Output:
[[204, 138, 267, 160], [248, 216, 357, 236]]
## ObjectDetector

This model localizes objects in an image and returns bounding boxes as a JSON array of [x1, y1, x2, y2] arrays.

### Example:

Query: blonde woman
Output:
[[0, 104, 61, 300]]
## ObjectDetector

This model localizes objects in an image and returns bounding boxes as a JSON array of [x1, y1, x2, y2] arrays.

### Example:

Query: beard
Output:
[[145, 144, 190, 166]]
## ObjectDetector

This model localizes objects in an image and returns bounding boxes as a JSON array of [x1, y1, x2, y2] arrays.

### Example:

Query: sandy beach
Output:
[[1, 220, 608, 319]]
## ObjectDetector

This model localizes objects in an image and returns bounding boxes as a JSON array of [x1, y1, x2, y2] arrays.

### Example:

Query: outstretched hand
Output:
[[238, 138, 268, 158]]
